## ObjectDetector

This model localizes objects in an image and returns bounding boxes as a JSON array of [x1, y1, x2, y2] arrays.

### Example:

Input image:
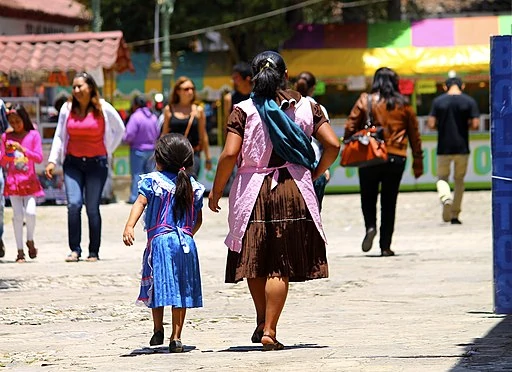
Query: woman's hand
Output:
[[122, 226, 135, 246], [45, 162, 56, 180], [205, 158, 213, 171], [413, 157, 424, 179], [208, 190, 222, 213], [324, 169, 331, 182]]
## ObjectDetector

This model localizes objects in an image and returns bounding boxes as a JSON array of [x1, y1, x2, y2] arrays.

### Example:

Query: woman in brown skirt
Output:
[[208, 51, 339, 350]]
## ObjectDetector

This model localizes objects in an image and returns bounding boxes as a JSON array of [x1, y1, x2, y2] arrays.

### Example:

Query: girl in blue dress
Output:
[[123, 133, 205, 353]]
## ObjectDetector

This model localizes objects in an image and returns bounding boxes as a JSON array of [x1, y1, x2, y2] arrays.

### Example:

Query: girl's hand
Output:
[[7, 141, 23, 152], [208, 190, 222, 213], [123, 226, 135, 246], [45, 163, 55, 180]]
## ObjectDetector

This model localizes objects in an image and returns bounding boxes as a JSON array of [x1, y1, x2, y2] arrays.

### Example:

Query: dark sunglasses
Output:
[[179, 87, 195, 92]]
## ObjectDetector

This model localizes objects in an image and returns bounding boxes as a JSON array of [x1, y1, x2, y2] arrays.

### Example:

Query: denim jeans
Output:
[[192, 151, 201, 179], [63, 155, 108, 258], [129, 149, 155, 203]]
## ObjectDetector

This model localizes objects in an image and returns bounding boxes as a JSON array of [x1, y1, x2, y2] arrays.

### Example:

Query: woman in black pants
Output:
[[344, 67, 424, 256]]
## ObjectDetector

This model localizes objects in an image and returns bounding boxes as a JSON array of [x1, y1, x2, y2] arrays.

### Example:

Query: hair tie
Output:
[[260, 57, 277, 72], [179, 167, 185, 171]]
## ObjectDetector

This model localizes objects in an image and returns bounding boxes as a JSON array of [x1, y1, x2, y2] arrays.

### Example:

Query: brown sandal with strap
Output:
[[261, 334, 284, 351], [16, 251, 26, 263], [26, 240, 37, 259], [251, 321, 265, 343]]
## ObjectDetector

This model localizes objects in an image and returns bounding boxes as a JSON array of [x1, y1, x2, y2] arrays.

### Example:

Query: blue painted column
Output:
[[491, 35, 512, 314]]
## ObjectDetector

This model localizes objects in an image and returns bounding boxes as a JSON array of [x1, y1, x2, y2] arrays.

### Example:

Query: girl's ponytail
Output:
[[173, 167, 193, 224]]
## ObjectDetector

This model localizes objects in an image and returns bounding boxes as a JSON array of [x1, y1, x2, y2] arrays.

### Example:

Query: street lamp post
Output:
[[91, 0, 102, 32], [160, 0, 175, 97]]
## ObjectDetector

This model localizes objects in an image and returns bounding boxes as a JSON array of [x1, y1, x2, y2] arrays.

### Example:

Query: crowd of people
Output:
[[0, 50, 480, 353]]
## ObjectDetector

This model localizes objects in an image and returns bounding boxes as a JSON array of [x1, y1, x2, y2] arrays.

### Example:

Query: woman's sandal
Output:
[[261, 334, 284, 351], [251, 321, 265, 343], [16, 251, 26, 263], [26, 240, 37, 259], [65, 251, 79, 262]]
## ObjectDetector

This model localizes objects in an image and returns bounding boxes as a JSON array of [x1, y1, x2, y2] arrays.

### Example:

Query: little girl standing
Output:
[[2, 105, 44, 263], [123, 133, 205, 353]]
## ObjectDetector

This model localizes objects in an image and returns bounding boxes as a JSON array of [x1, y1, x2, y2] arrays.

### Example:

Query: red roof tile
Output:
[[0, 31, 134, 73], [0, 0, 90, 22]]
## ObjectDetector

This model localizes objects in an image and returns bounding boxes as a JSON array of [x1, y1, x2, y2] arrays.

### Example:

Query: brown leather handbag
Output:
[[340, 95, 388, 168]]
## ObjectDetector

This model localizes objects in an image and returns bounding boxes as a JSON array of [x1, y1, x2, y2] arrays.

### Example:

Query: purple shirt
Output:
[[123, 107, 159, 151]]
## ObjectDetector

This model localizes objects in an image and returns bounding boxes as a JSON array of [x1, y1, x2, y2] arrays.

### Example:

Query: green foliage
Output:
[[99, 0, 156, 51], [83, 0, 302, 61], [172, 0, 298, 62]]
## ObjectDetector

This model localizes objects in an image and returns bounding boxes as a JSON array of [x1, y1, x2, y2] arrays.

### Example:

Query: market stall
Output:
[[0, 30, 133, 202]]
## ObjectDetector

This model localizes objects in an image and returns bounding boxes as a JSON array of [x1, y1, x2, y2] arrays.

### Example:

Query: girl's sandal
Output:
[[169, 339, 183, 353], [251, 321, 265, 343], [261, 334, 284, 351], [26, 240, 37, 259], [16, 251, 26, 263]]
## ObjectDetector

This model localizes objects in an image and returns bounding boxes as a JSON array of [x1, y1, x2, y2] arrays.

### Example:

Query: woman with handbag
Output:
[[344, 67, 423, 257], [161, 76, 212, 178]]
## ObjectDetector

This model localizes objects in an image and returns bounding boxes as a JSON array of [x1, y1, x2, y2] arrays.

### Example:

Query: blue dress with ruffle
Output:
[[136, 171, 205, 309]]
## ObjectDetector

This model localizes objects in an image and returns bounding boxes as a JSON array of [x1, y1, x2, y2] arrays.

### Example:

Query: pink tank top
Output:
[[66, 112, 107, 157]]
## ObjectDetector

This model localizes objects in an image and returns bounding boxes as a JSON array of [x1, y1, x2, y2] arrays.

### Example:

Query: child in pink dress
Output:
[[1, 105, 44, 262]]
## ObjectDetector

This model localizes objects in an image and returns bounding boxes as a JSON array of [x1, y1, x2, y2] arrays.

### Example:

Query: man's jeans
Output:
[[129, 149, 155, 203], [63, 155, 108, 258]]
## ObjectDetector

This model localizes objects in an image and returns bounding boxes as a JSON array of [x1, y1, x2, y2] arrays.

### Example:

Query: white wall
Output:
[[0, 16, 76, 36]]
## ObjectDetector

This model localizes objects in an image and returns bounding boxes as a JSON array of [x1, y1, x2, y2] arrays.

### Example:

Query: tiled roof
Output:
[[0, 0, 90, 22], [0, 31, 134, 73]]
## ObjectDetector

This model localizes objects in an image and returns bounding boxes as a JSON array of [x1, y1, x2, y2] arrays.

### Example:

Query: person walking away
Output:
[[161, 77, 212, 178], [223, 62, 253, 137], [0, 99, 9, 258], [123, 95, 159, 204], [45, 72, 125, 262], [1, 105, 44, 262], [344, 67, 423, 257], [295, 71, 331, 210], [427, 76, 480, 224], [221, 62, 253, 196], [208, 51, 340, 350], [123, 133, 205, 353]]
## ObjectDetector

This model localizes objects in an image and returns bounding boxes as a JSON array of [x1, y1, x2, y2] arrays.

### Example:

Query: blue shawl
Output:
[[251, 93, 316, 170]]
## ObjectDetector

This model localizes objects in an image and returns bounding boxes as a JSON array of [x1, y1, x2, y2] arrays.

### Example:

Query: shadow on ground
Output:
[[219, 343, 329, 352], [450, 314, 512, 371], [121, 345, 196, 356]]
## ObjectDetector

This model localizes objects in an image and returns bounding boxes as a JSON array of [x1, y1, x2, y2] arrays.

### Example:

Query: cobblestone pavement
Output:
[[0, 191, 503, 371]]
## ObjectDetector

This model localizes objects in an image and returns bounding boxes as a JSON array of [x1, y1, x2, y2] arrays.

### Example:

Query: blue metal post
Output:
[[491, 35, 512, 314]]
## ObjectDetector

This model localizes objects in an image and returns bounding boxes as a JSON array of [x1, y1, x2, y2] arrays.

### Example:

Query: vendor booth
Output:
[[0, 30, 133, 202]]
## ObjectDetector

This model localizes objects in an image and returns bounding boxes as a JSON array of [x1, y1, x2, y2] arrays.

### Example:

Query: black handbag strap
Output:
[[365, 93, 373, 129]]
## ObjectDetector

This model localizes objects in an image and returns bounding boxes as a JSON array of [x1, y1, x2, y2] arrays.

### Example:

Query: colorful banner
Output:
[[111, 134, 491, 193]]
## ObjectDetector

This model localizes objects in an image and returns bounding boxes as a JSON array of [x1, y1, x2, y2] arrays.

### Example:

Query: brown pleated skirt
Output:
[[225, 168, 329, 283]]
